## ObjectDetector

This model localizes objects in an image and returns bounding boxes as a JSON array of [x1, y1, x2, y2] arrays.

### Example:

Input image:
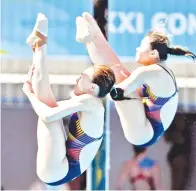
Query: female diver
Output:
[[76, 12, 195, 147], [23, 13, 115, 186]]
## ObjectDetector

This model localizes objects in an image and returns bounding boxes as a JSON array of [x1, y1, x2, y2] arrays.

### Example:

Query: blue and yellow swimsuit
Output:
[[138, 64, 178, 147], [45, 113, 103, 186]]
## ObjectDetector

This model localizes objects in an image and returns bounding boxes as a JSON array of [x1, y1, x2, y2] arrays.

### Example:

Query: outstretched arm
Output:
[[23, 82, 93, 122], [116, 65, 161, 96]]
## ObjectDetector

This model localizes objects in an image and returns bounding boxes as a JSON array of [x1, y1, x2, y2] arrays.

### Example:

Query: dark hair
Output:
[[110, 88, 132, 101], [133, 145, 147, 156], [92, 65, 116, 98], [147, 31, 196, 61]]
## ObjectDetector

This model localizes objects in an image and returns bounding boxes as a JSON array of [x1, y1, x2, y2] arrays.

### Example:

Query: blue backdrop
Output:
[[108, 0, 196, 58], [1, 0, 93, 56]]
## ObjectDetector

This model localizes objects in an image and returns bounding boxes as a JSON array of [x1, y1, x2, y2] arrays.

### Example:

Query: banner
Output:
[[1, 0, 93, 56], [108, 0, 196, 58]]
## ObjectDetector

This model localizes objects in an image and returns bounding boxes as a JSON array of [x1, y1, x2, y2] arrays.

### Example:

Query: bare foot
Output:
[[26, 13, 48, 50], [76, 12, 105, 43], [82, 12, 105, 39]]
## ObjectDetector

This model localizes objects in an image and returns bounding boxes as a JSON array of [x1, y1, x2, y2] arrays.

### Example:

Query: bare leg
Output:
[[76, 12, 130, 83], [27, 13, 68, 183], [26, 14, 57, 107]]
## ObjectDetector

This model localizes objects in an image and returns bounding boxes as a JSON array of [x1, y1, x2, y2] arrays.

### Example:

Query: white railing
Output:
[[1, 73, 196, 88]]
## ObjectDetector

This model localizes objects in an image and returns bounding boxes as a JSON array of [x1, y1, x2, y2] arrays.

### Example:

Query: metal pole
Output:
[[87, 1, 109, 189]]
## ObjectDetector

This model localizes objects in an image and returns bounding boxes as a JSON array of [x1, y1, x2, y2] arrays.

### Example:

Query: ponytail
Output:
[[147, 31, 196, 61], [167, 46, 196, 60], [110, 88, 131, 101]]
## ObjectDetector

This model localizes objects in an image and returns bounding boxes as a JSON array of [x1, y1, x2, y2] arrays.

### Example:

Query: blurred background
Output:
[[1, 0, 196, 190]]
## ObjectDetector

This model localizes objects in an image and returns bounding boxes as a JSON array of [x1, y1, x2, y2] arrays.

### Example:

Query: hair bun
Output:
[[110, 88, 131, 101], [110, 88, 118, 99]]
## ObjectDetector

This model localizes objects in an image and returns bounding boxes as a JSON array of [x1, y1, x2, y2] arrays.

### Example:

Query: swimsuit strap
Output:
[[157, 64, 178, 93]]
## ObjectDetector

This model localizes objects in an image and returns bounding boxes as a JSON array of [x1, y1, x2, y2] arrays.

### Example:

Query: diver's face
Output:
[[74, 67, 94, 96], [135, 37, 154, 65]]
